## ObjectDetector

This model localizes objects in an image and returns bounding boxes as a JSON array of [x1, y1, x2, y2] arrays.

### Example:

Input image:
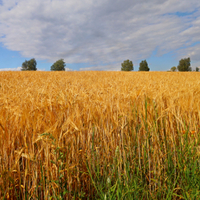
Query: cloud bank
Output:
[[0, 0, 200, 70]]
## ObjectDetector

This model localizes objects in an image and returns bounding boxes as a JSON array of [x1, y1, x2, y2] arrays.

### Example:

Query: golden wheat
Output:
[[0, 71, 200, 199]]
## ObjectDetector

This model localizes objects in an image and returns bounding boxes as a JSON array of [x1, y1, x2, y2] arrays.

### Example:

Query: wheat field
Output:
[[0, 71, 200, 199]]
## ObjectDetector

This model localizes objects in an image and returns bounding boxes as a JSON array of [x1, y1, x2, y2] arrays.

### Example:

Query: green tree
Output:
[[121, 60, 133, 71], [139, 60, 150, 71], [196, 67, 199, 72], [177, 57, 191, 71], [51, 59, 66, 71], [171, 66, 177, 72], [21, 58, 37, 71]]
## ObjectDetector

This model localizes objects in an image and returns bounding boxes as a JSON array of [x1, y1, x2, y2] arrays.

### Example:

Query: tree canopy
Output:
[[21, 58, 37, 71], [51, 59, 66, 71], [139, 60, 150, 71], [177, 57, 191, 71], [121, 60, 133, 71], [170, 66, 177, 72]]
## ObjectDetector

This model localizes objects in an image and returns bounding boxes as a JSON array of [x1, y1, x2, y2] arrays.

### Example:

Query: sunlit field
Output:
[[0, 71, 200, 199]]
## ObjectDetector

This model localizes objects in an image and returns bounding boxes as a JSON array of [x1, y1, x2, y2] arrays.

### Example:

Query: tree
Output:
[[121, 60, 133, 71], [196, 67, 199, 72], [51, 59, 66, 71], [21, 58, 37, 71], [139, 60, 150, 71], [171, 66, 177, 72], [177, 57, 191, 71]]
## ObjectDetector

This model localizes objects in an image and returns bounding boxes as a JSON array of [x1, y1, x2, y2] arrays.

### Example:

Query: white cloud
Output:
[[0, 0, 200, 70], [0, 66, 21, 71], [65, 67, 73, 71], [0, 66, 46, 71]]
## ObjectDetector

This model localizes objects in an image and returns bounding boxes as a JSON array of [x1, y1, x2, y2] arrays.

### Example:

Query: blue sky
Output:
[[0, 0, 200, 71]]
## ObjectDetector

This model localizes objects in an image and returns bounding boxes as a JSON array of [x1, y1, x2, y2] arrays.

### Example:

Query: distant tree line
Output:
[[121, 59, 150, 71], [21, 57, 198, 72], [21, 59, 66, 71], [170, 58, 199, 72], [170, 58, 192, 72], [121, 57, 199, 72]]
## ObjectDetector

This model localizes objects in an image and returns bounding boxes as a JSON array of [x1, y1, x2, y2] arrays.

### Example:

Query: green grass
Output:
[[85, 129, 200, 200]]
